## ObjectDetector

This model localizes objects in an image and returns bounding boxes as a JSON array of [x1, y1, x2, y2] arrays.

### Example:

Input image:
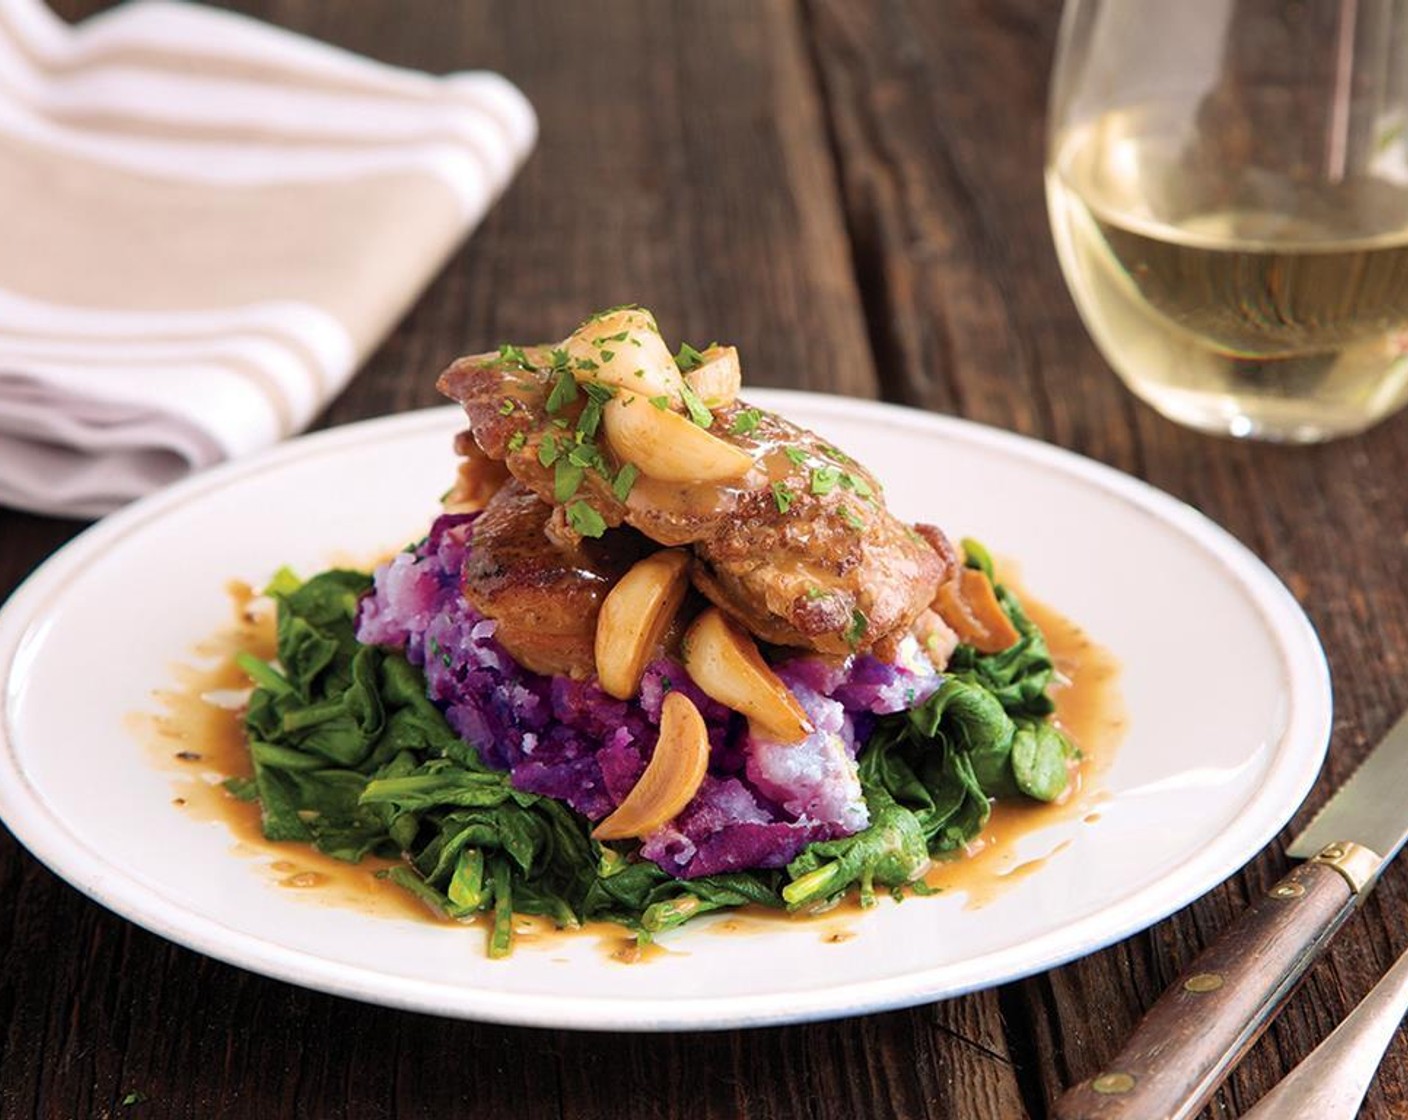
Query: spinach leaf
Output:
[[235, 541, 1076, 955], [783, 788, 929, 909]]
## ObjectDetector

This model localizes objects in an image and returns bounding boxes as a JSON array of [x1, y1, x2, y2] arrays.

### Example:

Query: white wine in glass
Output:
[[1047, 1, 1408, 442]]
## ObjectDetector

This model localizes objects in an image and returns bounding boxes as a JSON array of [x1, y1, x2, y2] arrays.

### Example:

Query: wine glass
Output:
[[1047, 0, 1408, 442]]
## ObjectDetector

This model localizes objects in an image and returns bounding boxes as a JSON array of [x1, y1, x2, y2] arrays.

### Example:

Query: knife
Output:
[[1052, 706, 1408, 1120]]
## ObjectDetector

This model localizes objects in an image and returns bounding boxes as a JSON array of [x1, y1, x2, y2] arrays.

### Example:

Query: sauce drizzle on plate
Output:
[[133, 570, 1124, 956]]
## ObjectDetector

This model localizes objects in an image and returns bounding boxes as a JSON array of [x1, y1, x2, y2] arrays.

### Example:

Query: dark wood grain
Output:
[[1051, 859, 1359, 1120], [803, 2, 1408, 1117], [3, 1, 1407, 1118]]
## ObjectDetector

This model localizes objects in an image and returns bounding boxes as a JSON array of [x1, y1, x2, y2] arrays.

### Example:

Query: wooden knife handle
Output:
[[1051, 857, 1362, 1120]]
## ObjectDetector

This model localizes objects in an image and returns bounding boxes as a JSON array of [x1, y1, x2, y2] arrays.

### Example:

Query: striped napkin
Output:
[[0, 0, 535, 519]]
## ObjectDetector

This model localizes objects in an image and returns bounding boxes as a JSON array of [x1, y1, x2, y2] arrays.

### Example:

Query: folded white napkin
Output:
[[0, 0, 535, 518]]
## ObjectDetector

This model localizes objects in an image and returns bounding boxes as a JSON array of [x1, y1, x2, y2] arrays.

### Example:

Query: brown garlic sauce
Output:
[[136, 566, 1123, 962], [504, 348, 868, 533]]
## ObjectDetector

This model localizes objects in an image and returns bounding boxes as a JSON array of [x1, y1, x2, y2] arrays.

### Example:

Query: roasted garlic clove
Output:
[[683, 345, 741, 409], [592, 691, 710, 840], [595, 549, 692, 700], [682, 607, 812, 743], [604, 392, 753, 482], [564, 307, 685, 405], [934, 568, 1020, 653]]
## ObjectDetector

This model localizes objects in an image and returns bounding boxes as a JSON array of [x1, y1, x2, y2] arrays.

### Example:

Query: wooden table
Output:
[[4, 2, 1407, 1117]]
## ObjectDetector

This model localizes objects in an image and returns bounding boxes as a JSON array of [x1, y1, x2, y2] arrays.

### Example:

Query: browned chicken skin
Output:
[[462, 479, 652, 677], [439, 348, 944, 657]]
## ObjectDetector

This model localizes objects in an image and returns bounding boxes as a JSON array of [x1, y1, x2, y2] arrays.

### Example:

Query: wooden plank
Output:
[[4, 0, 1406, 1118], [182, 0, 883, 416], [0, 3, 1016, 1120], [803, 1, 1408, 1117]]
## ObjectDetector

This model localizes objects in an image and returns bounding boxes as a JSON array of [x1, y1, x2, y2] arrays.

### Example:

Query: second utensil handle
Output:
[[1052, 858, 1359, 1120]]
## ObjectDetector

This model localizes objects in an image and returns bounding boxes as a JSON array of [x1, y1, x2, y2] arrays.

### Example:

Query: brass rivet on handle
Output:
[[1269, 882, 1305, 900], [1184, 972, 1224, 993], [1321, 844, 1346, 860], [1092, 1072, 1136, 1095]]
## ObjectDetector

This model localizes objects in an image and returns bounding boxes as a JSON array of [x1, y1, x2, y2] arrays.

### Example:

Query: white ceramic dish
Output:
[[0, 391, 1331, 1031]]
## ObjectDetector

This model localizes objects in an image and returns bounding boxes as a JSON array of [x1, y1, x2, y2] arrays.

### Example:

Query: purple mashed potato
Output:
[[356, 514, 942, 879]]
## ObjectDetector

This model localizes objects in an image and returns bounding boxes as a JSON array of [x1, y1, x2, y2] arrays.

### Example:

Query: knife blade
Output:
[[1052, 707, 1408, 1120]]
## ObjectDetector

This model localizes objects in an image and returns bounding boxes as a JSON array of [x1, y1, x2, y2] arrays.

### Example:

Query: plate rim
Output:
[[0, 392, 1332, 1030]]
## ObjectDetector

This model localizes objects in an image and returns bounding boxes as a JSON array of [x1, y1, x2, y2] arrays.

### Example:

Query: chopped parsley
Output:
[[567, 500, 607, 538], [545, 367, 578, 413], [497, 398, 515, 416], [537, 431, 559, 467], [612, 462, 639, 502], [784, 447, 808, 466], [730, 408, 763, 436], [805, 585, 827, 600], [549, 347, 570, 370], [496, 343, 532, 370], [771, 481, 797, 514], [679, 383, 713, 428], [575, 381, 616, 440], [839, 504, 865, 530], [506, 431, 526, 453], [675, 341, 707, 371], [600, 349, 616, 361], [649, 395, 671, 411], [840, 472, 874, 499], [577, 401, 603, 439], [554, 459, 584, 503], [846, 608, 869, 646], [567, 439, 602, 469], [810, 466, 842, 495], [574, 357, 600, 373]]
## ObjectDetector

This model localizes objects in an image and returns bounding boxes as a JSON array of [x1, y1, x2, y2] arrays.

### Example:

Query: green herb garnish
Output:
[[554, 458, 584, 502], [840, 472, 874, 499], [538, 431, 560, 467], [771, 481, 796, 513], [612, 462, 639, 502], [576, 404, 603, 440], [545, 367, 578, 413], [730, 408, 763, 435], [576, 381, 614, 441], [679, 383, 713, 428], [675, 341, 707, 371], [566, 500, 607, 538], [810, 466, 842, 495]]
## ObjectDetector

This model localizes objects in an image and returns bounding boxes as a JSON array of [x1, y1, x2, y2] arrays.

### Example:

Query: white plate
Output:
[[0, 392, 1330, 1031]]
